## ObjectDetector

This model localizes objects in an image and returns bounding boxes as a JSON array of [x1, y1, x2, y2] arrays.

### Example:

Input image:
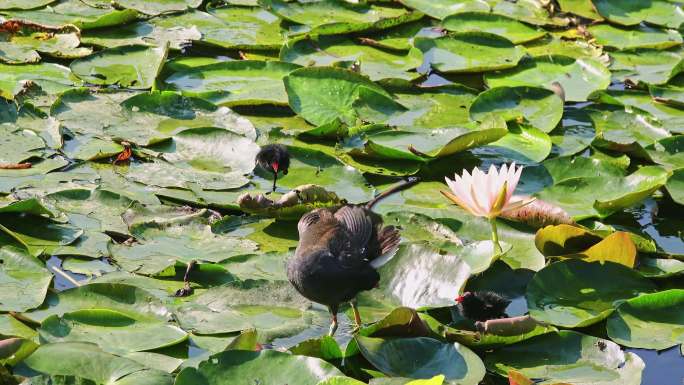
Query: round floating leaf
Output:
[[280, 36, 422, 81], [469, 86, 563, 132], [637, 257, 684, 278], [0, 125, 46, 164], [260, 0, 420, 36], [0, 314, 38, 340], [0, 0, 57, 10], [0, 245, 51, 312], [557, 0, 603, 20], [414, 33, 526, 73], [23, 342, 173, 385], [593, 0, 684, 29], [0, 62, 75, 100], [590, 108, 671, 152], [39, 309, 187, 353], [588, 24, 682, 50], [645, 135, 684, 170], [593, 89, 684, 133], [70, 45, 167, 89], [442, 13, 545, 44], [526, 259, 656, 328], [3, 0, 139, 30], [389, 85, 478, 128], [355, 336, 485, 385], [175, 349, 343, 385], [164, 61, 301, 106], [610, 49, 684, 86], [0, 26, 91, 64], [398, 0, 489, 20], [491, 0, 568, 26], [607, 289, 684, 350], [666, 168, 684, 205], [481, 122, 552, 164], [283, 66, 391, 126], [81, 21, 201, 50], [108, 0, 201, 16], [485, 331, 645, 385], [485, 56, 610, 102], [206, 5, 285, 50]]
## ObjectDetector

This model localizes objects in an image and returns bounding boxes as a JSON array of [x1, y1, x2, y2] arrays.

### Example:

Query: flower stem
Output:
[[489, 217, 503, 256]]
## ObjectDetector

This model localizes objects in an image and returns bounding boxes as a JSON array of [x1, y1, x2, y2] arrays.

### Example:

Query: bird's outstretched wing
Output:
[[334, 205, 372, 252]]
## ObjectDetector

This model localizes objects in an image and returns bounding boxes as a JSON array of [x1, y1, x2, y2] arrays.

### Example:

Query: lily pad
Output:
[[469, 86, 563, 132], [606, 289, 684, 350], [490, 0, 568, 27], [3, 0, 139, 30], [645, 135, 684, 171], [164, 61, 301, 106], [70, 45, 167, 89], [592, 0, 684, 29], [526, 259, 656, 328], [588, 24, 682, 50], [610, 49, 684, 86], [414, 33, 526, 73], [667, 168, 684, 204], [557, 0, 603, 20], [442, 12, 545, 44], [39, 309, 187, 354], [0, 62, 75, 100], [0, 26, 91, 64], [105, 0, 201, 16], [485, 331, 645, 385], [0, 0, 57, 10], [81, 21, 201, 50], [398, 0, 489, 20], [355, 336, 485, 385], [485, 56, 610, 102], [206, 5, 285, 50], [0, 245, 52, 312]]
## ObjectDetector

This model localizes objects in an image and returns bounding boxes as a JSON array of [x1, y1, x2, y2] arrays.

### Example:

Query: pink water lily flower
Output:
[[442, 163, 533, 219]]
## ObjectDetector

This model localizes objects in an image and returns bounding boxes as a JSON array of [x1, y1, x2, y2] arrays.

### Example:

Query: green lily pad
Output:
[[0, 0, 57, 10], [589, 108, 671, 152], [398, 0, 489, 20], [549, 109, 596, 156], [3, 0, 139, 30], [0, 212, 83, 255], [81, 21, 201, 50], [44, 189, 132, 235], [526, 259, 656, 328], [280, 36, 422, 81], [469, 86, 563, 132], [23, 342, 173, 385], [645, 135, 684, 170], [490, 0, 568, 26], [593, 0, 684, 29], [175, 349, 343, 385], [557, 0, 604, 20], [485, 331, 645, 385], [592, 89, 684, 133], [164, 61, 301, 106], [389, 85, 478, 128], [0, 245, 52, 312], [524, 33, 606, 59], [414, 33, 526, 73], [0, 27, 91, 64], [482, 122, 552, 164], [610, 49, 684, 86], [355, 336, 485, 385], [485, 56, 610, 102], [442, 12, 545, 44], [283, 66, 392, 126], [22, 283, 172, 324], [0, 62, 75, 100], [637, 258, 684, 278], [70, 45, 167, 89], [0, 125, 46, 164], [39, 309, 187, 353], [104, 0, 201, 16], [62, 257, 117, 277], [666, 168, 684, 204], [607, 289, 684, 350], [260, 0, 420, 36], [588, 24, 682, 50]]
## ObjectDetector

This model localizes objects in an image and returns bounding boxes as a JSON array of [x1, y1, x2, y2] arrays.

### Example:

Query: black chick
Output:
[[255, 144, 290, 192], [456, 291, 510, 322], [287, 178, 419, 336]]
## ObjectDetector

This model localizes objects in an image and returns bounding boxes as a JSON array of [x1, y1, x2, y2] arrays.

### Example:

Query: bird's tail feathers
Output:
[[370, 226, 400, 269]]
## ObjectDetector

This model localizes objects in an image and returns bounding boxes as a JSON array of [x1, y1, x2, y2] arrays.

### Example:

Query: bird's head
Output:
[[256, 144, 290, 175], [455, 291, 473, 304]]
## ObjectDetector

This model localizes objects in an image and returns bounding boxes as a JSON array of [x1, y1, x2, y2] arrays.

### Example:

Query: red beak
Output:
[[271, 161, 279, 173], [455, 295, 464, 303]]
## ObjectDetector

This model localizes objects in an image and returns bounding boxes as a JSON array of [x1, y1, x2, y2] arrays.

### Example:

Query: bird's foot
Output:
[[174, 285, 194, 297]]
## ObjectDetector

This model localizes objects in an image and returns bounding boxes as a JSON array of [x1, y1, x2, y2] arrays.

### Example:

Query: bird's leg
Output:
[[174, 260, 196, 297], [350, 298, 362, 333], [272, 171, 278, 193], [328, 307, 338, 336]]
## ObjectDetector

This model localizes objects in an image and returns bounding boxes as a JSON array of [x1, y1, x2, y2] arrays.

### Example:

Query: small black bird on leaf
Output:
[[255, 144, 290, 192], [287, 177, 420, 336], [456, 291, 511, 322]]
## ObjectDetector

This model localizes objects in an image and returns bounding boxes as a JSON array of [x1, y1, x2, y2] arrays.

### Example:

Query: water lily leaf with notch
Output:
[[485, 56, 610, 102], [0, 62, 75, 100], [0, 26, 91, 64], [398, 0, 489, 20], [39, 309, 187, 354], [645, 135, 684, 171], [0, 245, 52, 312], [260, 0, 420, 36], [280, 36, 422, 82], [535, 166, 669, 219], [442, 12, 545, 44], [477, 122, 551, 164], [526, 259, 656, 328], [610, 49, 684, 86], [123, 127, 259, 191], [469, 86, 563, 133], [3, 0, 139, 30], [587, 24, 682, 50], [489, 0, 569, 26], [485, 330, 645, 385], [70, 44, 167, 89], [592, 0, 684, 29], [174, 280, 315, 338], [666, 168, 684, 204], [0, 213, 83, 256], [284, 66, 392, 126], [606, 289, 684, 350], [556, 0, 603, 20], [164, 61, 301, 107], [589, 108, 671, 154], [81, 21, 201, 51], [175, 349, 343, 385], [22, 283, 172, 324], [388, 85, 478, 128], [591, 89, 684, 133], [355, 242, 471, 323], [414, 33, 526, 73], [355, 336, 485, 385], [44, 189, 132, 235], [205, 5, 285, 50], [0, 125, 46, 164], [524, 33, 605, 60], [23, 342, 173, 385]]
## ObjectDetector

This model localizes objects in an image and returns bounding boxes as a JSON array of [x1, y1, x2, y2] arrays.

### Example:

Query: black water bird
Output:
[[287, 178, 420, 336], [256, 144, 291, 192], [456, 291, 510, 322]]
